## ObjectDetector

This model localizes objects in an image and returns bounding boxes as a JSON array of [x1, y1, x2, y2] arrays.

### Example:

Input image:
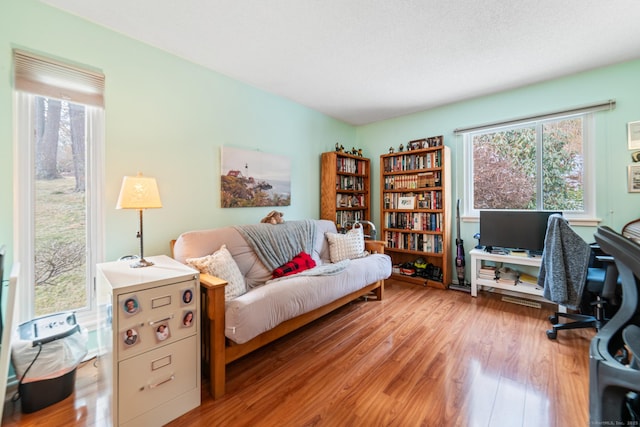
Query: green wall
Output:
[[357, 59, 640, 261], [2, 0, 639, 280], [0, 0, 357, 266]]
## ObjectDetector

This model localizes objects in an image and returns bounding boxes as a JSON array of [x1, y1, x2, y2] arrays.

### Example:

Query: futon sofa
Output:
[[172, 219, 391, 398]]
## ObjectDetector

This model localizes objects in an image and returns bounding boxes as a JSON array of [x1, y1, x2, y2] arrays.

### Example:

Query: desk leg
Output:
[[470, 255, 478, 297]]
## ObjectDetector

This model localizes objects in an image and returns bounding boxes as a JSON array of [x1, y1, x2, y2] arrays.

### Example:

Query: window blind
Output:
[[13, 49, 105, 107], [453, 99, 615, 135]]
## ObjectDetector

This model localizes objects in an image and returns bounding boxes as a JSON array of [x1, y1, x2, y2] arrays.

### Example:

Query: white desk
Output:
[[470, 248, 543, 298]]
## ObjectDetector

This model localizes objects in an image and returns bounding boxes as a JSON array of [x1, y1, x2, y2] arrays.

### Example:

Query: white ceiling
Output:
[[43, 0, 640, 125]]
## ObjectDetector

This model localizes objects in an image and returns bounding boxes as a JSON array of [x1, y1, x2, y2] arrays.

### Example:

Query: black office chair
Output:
[[538, 214, 619, 339], [590, 226, 640, 424]]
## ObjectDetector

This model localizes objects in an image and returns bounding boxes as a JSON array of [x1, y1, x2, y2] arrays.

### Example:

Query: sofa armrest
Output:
[[365, 240, 386, 254], [199, 273, 227, 399]]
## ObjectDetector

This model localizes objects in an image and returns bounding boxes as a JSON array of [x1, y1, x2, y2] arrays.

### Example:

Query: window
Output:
[[14, 50, 104, 326], [464, 113, 595, 219]]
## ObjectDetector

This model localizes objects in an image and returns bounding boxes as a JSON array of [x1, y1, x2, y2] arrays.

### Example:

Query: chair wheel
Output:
[[546, 329, 557, 340], [549, 315, 558, 324]]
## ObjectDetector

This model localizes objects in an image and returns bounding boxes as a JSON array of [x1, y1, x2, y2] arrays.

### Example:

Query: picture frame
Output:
[[220, 146, 291, 208], [628, 121, 640, 150], [628, 164, 640, 193], [398, 196, 416, 209]]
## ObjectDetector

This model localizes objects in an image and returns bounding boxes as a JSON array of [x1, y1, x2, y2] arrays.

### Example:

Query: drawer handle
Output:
[[148, 374, 175, 389], [148, 314, 174, 326]]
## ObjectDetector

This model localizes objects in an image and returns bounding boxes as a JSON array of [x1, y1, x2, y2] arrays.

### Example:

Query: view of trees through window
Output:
[[33, 96, 88, 316], [472, 116, 584, 211]]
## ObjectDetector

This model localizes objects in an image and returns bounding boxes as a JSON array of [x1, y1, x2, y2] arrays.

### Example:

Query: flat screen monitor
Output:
[[479, 210, 561, 253]]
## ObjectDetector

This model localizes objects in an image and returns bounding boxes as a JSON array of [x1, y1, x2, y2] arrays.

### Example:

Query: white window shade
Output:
[[13, 49, 104, 107]]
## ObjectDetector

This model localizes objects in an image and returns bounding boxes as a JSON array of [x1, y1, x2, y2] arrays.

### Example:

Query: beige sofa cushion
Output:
[[186, 245, 246, 299]]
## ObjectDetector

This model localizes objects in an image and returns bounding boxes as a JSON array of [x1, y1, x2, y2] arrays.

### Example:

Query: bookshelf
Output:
[[320, 151, 370, 230], [380, 137, 451, 289]]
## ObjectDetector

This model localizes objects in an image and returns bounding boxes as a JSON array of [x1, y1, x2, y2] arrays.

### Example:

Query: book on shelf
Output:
[[517, 273, 539, 286], [509, 250, 528, 257], [478, 265, 497, 280]]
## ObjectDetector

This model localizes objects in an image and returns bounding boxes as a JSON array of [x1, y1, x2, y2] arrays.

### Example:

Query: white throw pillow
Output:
[[186, 245, 246, 300], [326, 227, 367, 263]]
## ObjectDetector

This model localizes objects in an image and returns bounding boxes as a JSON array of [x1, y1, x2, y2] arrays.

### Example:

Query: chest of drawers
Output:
[[96, 255, 200, 426]]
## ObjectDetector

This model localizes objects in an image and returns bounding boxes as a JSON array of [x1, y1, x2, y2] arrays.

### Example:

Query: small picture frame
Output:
[[182, 310, 194, 328], [629, 121, 640, 150], [181, 288, 194, 305], [122, 296, 140, 316], [628, 165, 640, 193], [122, 327, 139, 347], [398, 196, 416, 209], [155, 323, 171, 343]]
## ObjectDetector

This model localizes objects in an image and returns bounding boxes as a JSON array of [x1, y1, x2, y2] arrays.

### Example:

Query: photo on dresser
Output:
[[122, 327, 140, 347], [122, 296, 140, 316], [181, 288, 194, 305], [182, 310, 194, 328], [155, 323, 171, 342]]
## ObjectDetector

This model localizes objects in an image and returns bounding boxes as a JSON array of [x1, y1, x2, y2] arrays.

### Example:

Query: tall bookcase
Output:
[[380, 137, 451, 289], [320, 151, 370, 230]]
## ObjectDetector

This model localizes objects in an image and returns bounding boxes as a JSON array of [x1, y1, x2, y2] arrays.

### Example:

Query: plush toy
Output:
[[260, 210, 285, 224]]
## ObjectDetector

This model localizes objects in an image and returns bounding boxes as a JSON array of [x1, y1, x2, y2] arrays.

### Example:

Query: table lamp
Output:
[[116, 172, 163, 268]]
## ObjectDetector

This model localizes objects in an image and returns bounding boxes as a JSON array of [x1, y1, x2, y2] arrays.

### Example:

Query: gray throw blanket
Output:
[[538, 214, 590, 310], [234, 220, 317, 271]]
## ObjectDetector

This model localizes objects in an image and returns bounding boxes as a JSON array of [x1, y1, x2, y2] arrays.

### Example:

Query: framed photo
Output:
[[628, 121, 640, 150], [628, 165, 640, 192], [398, 196, 416, 209], [220, 146, 291, 208], [122, 296, 140, 316], [181, 288, 194, 305]]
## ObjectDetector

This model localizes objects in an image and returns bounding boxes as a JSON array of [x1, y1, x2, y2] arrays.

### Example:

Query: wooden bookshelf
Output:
[[380, 137, 451, 289], [320, 151, 370, 230]]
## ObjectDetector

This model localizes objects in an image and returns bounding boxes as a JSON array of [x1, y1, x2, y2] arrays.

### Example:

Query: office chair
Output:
[[590, 226, 640, 424], [538, 214, 619, 339]]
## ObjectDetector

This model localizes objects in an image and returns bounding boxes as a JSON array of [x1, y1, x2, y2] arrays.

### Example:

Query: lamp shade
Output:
[[116, 173, 162, 209]]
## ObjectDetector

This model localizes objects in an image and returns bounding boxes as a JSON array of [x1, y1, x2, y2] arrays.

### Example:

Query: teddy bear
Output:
[[260, 210, 285, 224]]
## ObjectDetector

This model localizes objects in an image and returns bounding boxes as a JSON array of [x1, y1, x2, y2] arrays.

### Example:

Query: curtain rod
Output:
[[453, 99, 616, 135]]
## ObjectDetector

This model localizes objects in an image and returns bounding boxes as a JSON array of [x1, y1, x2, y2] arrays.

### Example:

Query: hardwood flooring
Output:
[[1, 279, 593, 426]]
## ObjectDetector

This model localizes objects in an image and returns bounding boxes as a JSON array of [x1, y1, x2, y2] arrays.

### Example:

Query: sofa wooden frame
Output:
[[171, 239, 386, 399]]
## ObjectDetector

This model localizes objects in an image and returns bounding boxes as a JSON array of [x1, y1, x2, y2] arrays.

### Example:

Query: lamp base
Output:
[[129, 258, 154, 268]]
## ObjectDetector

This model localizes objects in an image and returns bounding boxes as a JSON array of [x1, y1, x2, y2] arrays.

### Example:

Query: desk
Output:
[[470, 248, 543, 298]]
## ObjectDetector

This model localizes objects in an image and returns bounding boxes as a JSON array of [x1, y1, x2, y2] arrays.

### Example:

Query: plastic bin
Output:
[[11, 312, 87, 413]]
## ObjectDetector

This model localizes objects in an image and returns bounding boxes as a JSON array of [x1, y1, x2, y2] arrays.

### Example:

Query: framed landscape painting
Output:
[[221, 147, 291, 208]]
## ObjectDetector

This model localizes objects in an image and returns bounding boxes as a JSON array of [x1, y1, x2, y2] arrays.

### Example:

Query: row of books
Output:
[[383, 171, 442, 190], [383, 191, 442, 210], [336, 175, 365, 191], [336, 194, 365, 208], [383, 212, 442, 231], [478, 265, 541, 287], [335, 210, 365, 226], [336, 157, 366, 175], [382, 151, 442, 172], [385, 231, 443, 253]]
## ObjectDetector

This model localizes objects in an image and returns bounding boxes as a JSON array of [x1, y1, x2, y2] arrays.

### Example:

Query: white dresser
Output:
[[96, 255, 200, 427]]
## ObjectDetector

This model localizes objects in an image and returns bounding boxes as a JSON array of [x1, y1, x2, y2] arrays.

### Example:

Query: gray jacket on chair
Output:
[[538, 214, 591, 310]]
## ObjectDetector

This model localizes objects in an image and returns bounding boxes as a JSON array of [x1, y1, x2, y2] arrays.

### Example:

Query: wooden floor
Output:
[[1, 279, 593, 426]]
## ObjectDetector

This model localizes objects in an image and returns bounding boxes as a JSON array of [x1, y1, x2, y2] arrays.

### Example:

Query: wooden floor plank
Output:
[[1, 280, 593, 427]]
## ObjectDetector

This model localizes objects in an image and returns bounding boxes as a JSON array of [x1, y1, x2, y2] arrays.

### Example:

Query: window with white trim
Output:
[[464, 113, 595, 219], [13, 50, 104, 326]]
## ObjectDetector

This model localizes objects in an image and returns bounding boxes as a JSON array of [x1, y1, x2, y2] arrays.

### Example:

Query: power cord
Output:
[[10, 342, 43, 404]]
